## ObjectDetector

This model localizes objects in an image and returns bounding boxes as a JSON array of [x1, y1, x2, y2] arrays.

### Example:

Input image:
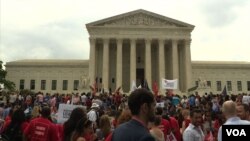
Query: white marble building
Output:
[[5, 9, 250, 95]]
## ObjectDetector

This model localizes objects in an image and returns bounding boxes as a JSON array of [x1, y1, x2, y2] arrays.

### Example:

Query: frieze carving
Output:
[[89, 28, 190, 36], [98, 13, 184, 27]]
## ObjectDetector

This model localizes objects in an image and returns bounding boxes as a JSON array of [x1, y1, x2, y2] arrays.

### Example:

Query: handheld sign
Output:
[[57, 104, 86, 124]]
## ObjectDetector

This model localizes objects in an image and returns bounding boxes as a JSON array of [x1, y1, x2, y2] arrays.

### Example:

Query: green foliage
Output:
[[0, 61, 16, 91]]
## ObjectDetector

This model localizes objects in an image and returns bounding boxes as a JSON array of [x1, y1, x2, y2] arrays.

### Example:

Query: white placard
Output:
[[156, 102, 165, 108], [242, 96, 250, 105], [57, 104, 86, 124]]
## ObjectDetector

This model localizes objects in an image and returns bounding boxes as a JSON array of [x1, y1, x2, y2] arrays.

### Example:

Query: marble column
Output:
[[130, 39, 136, 88], [116, 38, 123, 89], [170, 39, 180, 94], [171, 39, 179, 86], [159, 39, 165, 94], [102, 38, 109, 91], [89, 37, 96, 85], [184, 39, 192, 92], [145, 38, 152, 89]]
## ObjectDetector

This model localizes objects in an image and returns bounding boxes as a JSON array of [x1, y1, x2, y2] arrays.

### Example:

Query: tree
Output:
[[0, 61, 15, 91]]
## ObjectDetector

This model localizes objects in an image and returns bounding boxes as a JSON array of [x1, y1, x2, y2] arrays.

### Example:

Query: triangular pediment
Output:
[[87, 9, 194, 28]]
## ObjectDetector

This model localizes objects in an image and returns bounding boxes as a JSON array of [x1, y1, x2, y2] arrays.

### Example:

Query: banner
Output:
[[57, 104, 86, 124], [162, 78, 178, 89]]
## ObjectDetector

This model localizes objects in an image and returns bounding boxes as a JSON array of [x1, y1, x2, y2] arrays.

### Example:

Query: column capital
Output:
[[159, 38, 167, 42], [116, 38, 123, 44], [185, 39, 192, 44], [129, 38, 137, 40], [158, 39, 166, 46], [145, 38, 152, 44], [172, 39, 179, 43], [129, 38, 137, 44], [89, 37, 96, 43], [102, 38, 110, 44]]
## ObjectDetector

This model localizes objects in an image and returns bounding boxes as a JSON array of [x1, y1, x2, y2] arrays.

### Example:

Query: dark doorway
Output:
[[136, 68, 144, 86]]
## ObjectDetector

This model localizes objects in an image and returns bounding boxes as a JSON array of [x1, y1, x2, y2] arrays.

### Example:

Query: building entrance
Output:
[[136, 68, 144, 86]]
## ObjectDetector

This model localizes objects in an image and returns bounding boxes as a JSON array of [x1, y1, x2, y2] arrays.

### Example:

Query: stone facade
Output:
[[86, 9, 194, 93], [191, 61, 250, 94], [5, 60, 89, 94], [5, 60, 250, 94], [4, 9, 250, 95]]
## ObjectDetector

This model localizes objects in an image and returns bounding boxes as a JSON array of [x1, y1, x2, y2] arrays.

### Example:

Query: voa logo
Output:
[[226, 129, 246, 136]]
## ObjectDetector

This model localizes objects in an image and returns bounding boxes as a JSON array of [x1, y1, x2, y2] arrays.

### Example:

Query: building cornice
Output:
[[192, 61, 250, 69], [5, 59, 89, 68]]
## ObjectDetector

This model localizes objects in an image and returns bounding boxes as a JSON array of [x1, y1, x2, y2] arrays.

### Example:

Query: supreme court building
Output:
[[5, 9, 250, 94], [87, 9, 194, 93]]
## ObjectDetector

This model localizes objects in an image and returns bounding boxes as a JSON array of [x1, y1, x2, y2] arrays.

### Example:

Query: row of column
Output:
[[89, 38, 191, 92]]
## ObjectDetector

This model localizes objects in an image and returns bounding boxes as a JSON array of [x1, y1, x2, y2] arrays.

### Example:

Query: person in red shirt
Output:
[[155, 107, 170, 140], [24, 106, 59, 141], [213, 111, 226, 141], [168, 116, 182, 141], [1, 108, 28, 141], [3, 108, 13, 130]]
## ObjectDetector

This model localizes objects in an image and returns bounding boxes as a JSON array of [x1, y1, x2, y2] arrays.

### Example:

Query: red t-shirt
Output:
[[158, 118, 170, 140], [169, 117, 182, 141], [105, 132, 113, 141], [24, 117, 59, 141], [56, 124, 64, 141], [2, 119, 11, 132]]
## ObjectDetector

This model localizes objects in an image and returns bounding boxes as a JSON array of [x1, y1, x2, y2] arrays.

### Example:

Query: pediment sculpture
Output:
[[99, 13, 183, 27]]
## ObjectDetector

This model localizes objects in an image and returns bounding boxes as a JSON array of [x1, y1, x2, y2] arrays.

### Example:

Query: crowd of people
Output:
[[0, 88, 250, 141]]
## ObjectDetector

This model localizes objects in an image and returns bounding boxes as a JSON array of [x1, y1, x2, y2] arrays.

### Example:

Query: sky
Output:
[[1, 0, 250, 64]]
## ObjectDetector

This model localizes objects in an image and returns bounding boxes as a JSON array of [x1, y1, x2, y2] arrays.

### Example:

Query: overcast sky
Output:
[[1, 0, 250, 64]]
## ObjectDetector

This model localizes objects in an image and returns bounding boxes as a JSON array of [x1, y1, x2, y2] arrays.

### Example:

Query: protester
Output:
[[105, 108, 132, 141], [236, 103, 250, 120], [203, 110, 215, 140], [87, 103, 100, 129], [217, 100, 250, 141], [70, 118, 94, 141], [165, 114, 182, 141], [1, 81, 250, 141], [183, 109, 204, 141], [181, 109, 191, 134], [1, 108, 28, 141], [63, 107, 86, 141], [149, 116, 164, 141], [154, 107, 169, 140], [24, 106, 59, 141], [96, 114, 112, 140], [111, 88, 156, 141], [116, 108, 131, 126]]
